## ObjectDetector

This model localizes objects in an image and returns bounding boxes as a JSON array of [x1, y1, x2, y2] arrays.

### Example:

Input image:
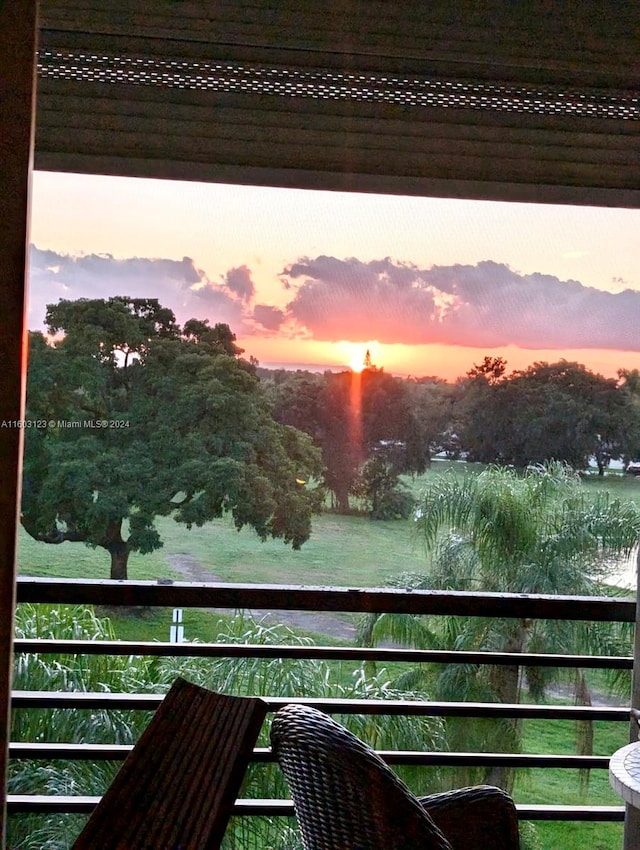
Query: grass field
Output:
[[514, 716, 626, 849], [17, 498, 428, 588], [20, 460, 640, 589], [15, 461, 640, 850]]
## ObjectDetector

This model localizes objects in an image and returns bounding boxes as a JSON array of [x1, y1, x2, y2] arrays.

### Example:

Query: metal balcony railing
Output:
[[8, 576, 636, 832]]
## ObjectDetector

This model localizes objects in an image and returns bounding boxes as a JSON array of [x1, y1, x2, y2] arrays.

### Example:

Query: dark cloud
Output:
[[30, 247, 640, 354], [224, 265, 255, 302], [283, 256, 434, 345], [28, 246, 246, 332], [282, 256, 640, 351], [252, 304, 285, 331]]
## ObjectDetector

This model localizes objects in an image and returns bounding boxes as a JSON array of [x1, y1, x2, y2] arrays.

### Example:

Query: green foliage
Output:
[[403, 377, 457, 459], [363, 463, 640, 792], [12, 605, 157, 746], [351, 456, 415, 519], [22, 298, 322, 578], [10, 606, 443, 849], [266, 366, 431, 513], [9, 605, 157, 850], [416, 463, 640, 589], [618, 368, 640, 463], [456, 359, 637, 471]]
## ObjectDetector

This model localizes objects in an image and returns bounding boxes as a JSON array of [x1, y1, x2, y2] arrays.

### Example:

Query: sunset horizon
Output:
[[29, 171, 640, 385]]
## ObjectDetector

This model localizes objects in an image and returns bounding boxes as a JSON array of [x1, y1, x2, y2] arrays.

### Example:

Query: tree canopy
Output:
[[266, 366, 436, 512], [22, 297, 322, 579], [264, 355, 640, 492], [456, 359, 638, 473]]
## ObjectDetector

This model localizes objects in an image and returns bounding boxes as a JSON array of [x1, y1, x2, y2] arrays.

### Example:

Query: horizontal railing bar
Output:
[[516, 804, 625, 822], [364, 752, 613, 768], [8, 742, 612, 769], [10, 691, 630, 720], [277, 749, 599, 769], [16, 577, 635, 621], [6, 796, 625, 821], [7, 795, 108, 814], [13, 639, 633, 669], [9, 743, 132, 760]]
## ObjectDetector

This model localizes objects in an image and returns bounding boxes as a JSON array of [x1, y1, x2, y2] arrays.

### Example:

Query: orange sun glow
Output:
[[341, 342, 377, 372]]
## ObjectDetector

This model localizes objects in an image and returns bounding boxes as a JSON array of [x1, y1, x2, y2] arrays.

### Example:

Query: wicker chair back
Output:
[[271, 703, 454, 850]]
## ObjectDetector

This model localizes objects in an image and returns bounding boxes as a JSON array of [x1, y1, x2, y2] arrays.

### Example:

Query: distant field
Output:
[[18, 459, 640, 589], [581, 470, 640, 508]]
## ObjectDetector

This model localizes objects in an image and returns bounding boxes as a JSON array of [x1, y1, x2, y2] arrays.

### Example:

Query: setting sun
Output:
[[348, 353, 365, 372], [339, 341, 377, 373]]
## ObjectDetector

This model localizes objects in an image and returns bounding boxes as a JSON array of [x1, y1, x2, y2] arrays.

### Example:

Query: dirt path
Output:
[[166, 553, 357, 641], [546, 681, 627, 708]]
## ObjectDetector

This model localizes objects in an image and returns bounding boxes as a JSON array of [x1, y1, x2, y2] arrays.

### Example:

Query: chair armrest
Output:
[[419, 785, 520, 850]]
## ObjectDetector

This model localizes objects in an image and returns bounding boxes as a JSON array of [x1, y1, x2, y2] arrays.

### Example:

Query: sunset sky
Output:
[[29, 171, 640, 382]]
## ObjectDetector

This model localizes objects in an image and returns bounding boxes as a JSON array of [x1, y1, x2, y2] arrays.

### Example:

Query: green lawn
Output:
[[11, 461, 524, 589], [17, 502, 428, 588], [16, 529, 176, 582], [18, 459, 640, 581], [580, 472, 640, 508], [19, 459, 640, 593], [16, 503, 430, 643], [514, 716, 627, 849]]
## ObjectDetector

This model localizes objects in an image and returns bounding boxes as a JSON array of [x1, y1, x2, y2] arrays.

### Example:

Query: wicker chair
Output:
[[271, 703, 520, 850]]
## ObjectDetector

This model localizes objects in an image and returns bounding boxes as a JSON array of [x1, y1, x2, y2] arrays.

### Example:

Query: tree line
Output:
[[263, 354, 640, 512], [453, 356, 640, 474]]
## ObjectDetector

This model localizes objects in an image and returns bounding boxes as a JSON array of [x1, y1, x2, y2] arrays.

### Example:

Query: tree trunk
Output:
[[103, 520, 130, 580], [109, 547, 130, 580], [490, 620, 528, 704], [485, 619, 529, 793], [333, 486, 350, 513], [574, 668, 593, 792]]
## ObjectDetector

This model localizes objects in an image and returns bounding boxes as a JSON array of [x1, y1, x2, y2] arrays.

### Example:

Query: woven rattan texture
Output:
[[271, 703, 519, 849], [420, 786, 521, 848]]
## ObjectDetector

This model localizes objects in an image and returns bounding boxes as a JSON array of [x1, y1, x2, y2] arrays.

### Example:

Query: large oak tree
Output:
[[22, 297, 322, 579]]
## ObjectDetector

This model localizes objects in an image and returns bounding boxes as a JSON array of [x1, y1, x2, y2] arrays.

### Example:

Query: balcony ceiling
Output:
[[36, 1, 640, 205]]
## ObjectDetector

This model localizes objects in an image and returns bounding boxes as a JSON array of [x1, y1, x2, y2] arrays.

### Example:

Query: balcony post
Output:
[[0, 1, 38, 845], [623, 544, 640, 849]]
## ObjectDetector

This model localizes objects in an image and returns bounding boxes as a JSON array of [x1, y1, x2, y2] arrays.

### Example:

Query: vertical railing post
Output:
[[0, 1, 38, 846], [623, 545, 640, 850]]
